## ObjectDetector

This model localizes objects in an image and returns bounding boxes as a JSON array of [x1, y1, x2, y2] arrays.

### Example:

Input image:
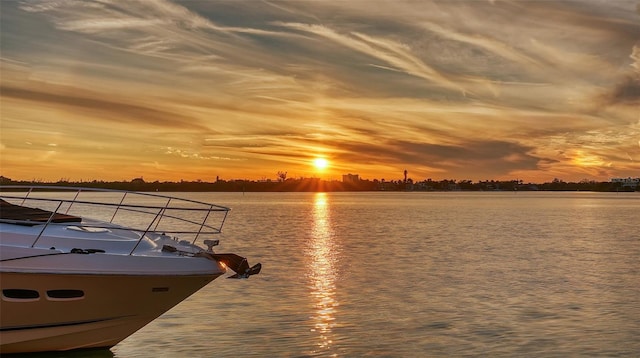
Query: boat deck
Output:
[[0, 199, 81, 224]]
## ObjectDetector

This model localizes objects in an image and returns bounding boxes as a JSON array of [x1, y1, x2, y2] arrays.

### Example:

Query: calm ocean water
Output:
[[18, 191, 640, 357]]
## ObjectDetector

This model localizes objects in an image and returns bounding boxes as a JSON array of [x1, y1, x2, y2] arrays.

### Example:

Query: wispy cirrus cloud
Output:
[[0, 84, 208, 130], [274, 22, 467, 94], [2, 0, 639, 181]]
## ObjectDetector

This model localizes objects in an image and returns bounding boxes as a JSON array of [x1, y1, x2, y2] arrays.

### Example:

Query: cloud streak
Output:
[[1, 85, 208, 130], [1, 0, 639, 182]]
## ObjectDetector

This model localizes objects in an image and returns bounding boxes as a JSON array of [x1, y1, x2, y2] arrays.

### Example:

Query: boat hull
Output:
[[0, 271, 220, 353], [0, 186, 258, 354]]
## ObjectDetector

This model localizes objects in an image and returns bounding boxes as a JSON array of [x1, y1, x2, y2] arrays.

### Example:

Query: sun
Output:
[[313, 157, 329, 171]]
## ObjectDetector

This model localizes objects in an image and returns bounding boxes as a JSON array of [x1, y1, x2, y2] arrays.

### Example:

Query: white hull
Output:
[[0, 186, 260, 353]]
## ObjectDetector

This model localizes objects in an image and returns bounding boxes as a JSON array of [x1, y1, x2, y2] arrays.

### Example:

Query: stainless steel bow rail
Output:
[[0, 185, 231, 252]]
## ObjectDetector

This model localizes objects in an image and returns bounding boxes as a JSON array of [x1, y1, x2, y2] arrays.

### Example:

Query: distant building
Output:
[[342, 174, 360, 183], [611, 177, 640, 188]]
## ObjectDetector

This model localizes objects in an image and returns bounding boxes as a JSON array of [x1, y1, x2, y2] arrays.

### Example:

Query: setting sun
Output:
[[313, 158, 329, 171], [1, 1, 638, 184]]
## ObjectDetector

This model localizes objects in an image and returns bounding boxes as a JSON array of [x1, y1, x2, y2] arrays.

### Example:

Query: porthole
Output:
[[2, 289, 40, 301], [47, 289, 84, 299], [46, 289, 85, 301]]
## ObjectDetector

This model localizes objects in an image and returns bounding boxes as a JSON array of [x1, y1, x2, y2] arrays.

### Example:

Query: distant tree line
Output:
[[1, 175, 637, 192]]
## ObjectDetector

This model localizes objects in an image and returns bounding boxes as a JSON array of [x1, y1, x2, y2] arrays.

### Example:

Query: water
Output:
[[18, 192, 640, 357]]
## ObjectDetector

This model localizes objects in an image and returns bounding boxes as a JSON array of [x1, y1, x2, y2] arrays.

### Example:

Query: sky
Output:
[[1, 0, 639, 183]]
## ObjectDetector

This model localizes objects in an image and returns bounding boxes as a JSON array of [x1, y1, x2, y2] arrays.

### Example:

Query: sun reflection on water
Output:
[[307, 192, 338, 355]]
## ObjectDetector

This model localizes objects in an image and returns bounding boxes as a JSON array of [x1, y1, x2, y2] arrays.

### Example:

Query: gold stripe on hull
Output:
[[0, 272, 220, 354]]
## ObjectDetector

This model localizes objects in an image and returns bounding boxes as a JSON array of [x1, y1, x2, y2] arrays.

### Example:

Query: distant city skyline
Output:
[[1, 1, 639, 183]]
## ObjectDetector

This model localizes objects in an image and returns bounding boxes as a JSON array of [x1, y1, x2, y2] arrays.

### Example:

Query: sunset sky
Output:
[[1, 0, 639, 183]]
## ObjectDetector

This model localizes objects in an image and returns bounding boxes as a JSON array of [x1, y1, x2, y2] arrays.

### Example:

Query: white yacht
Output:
[[0, 186, 260, 354]]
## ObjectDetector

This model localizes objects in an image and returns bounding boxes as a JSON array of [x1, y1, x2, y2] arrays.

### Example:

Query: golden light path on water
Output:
[[308, 192, 338, 355]]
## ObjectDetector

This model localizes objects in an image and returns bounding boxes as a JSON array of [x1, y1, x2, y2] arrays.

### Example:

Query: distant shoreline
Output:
[[1, 177, 638, 192]]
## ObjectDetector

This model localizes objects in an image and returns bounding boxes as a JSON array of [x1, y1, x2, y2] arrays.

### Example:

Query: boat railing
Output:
[[0, 185, 230, 253]]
